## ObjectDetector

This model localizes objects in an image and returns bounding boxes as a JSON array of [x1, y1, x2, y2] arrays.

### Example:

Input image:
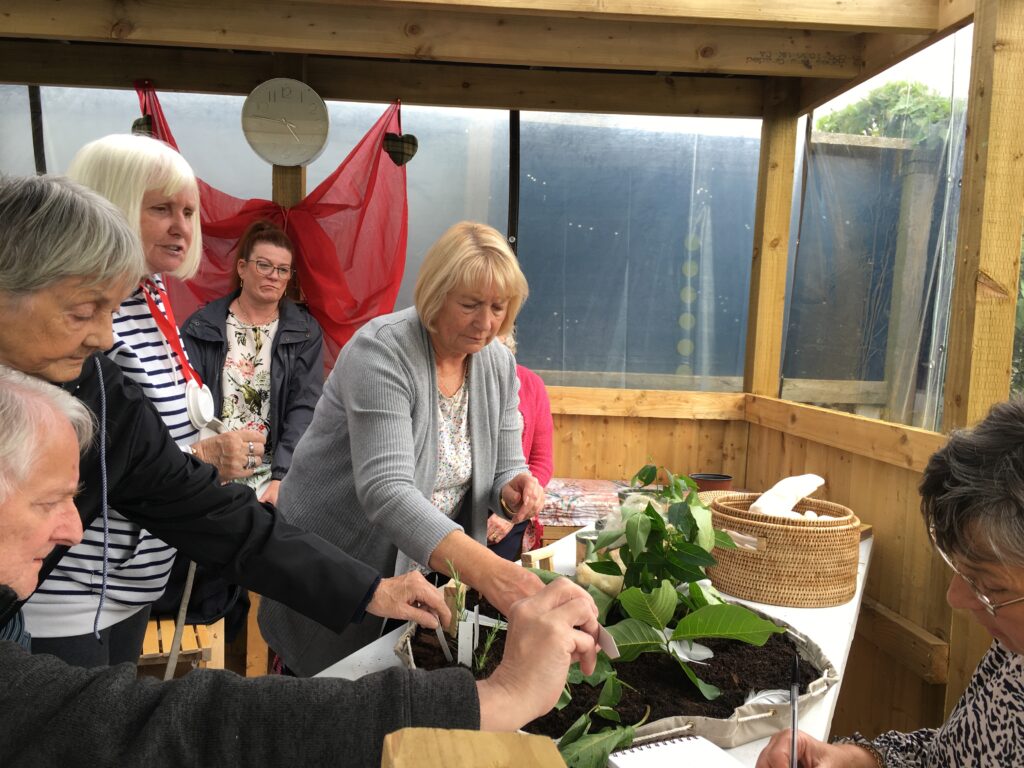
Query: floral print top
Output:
[[431, 376, 473, 520], [221, 311, 278, 491]]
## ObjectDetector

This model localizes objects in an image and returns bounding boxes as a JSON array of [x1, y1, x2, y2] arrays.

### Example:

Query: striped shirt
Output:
[[22, 275, 198, 637]]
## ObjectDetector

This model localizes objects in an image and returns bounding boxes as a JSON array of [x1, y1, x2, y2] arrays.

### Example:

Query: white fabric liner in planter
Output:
[[393, 606, 837, 750]]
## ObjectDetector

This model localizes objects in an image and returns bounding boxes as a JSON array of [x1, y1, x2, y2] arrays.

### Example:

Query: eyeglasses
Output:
[[248, 258, 293, 279], [929, 526, 1024, 616]]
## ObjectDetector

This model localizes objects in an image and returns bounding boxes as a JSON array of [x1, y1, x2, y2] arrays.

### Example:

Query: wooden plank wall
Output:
[[548, 388, 748, 484], [743, 396, 950, 736]]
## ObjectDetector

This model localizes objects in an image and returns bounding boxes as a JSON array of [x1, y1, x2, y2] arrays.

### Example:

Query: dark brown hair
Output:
[[231, 220, 296, 294]]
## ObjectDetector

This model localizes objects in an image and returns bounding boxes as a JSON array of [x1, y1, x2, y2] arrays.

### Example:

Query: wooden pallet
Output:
[[139, 617, 223, 671]]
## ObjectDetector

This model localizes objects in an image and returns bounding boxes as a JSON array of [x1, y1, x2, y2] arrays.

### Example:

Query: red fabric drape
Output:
[[134, 82, 408, 366]]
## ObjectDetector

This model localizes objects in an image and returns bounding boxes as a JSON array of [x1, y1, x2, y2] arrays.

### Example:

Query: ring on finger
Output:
[[248, 441, 254, 455]]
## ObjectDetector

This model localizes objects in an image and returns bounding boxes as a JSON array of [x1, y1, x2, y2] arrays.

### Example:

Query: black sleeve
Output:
[[0, 641, 479, 767], [71, 355, 379, 633], [272, 313, 324, 480]]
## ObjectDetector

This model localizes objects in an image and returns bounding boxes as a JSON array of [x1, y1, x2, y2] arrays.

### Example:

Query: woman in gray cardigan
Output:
[[260, 222, 553, 676]]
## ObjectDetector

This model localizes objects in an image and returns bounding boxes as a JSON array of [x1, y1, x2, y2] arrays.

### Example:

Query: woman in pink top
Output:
[[488, 331, 553, 560]]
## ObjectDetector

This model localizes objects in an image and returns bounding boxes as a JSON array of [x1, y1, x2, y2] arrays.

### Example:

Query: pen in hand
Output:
[[790, 652, 800, 768]]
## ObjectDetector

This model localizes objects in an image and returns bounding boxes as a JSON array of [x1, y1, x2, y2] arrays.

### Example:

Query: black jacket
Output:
[[181, 292, 324, 481], [0, 354, 378, 634]]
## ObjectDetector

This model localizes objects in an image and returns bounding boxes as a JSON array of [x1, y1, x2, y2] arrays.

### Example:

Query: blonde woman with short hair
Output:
[[259, 221, 555, 676]]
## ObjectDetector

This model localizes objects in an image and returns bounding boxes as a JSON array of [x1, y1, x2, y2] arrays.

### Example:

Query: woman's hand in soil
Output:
[[477, 578, 600, 731], [756, 729, 880, 768], [486, 513, 513, 544], [365, 570, 451, 630], [500, 473, 545, 522]]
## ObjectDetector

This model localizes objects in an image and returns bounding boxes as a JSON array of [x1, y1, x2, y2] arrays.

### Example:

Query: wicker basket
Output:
[[706, 493, 861, 608]]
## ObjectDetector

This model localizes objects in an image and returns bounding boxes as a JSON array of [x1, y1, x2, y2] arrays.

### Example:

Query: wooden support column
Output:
[[940, 0, 1024, 714], [743, 79, 799, 397]]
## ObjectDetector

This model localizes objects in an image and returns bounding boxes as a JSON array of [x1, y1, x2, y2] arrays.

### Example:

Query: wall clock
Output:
[[241, 78, 330, 167]]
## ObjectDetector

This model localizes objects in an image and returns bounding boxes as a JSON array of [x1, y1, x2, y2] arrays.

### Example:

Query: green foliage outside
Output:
[[815, 80, 952, 143]]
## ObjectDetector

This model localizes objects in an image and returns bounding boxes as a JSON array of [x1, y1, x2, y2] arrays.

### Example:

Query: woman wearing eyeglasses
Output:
[[182, 220, 323, 506], [757, 399, 1024, 768]]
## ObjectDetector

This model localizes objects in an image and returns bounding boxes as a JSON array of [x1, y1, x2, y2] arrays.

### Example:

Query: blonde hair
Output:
[[414, 222, 528, 337], [67, 134, 203, 280]]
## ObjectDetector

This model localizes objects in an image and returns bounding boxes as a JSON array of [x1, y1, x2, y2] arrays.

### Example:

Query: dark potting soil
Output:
[[408, 626, 821, 740]]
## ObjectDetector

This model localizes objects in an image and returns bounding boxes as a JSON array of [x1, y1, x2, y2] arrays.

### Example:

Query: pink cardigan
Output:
[[517, 364, 553, 487]]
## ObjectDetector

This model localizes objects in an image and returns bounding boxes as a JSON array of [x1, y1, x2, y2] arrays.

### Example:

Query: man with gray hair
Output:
[[0, 366, 91, 648]]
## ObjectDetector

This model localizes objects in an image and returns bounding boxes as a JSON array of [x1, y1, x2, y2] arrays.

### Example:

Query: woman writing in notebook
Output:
[[758, 399, 1024, 767]]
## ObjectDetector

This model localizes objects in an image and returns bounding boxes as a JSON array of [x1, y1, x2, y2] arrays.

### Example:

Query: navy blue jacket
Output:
[[181, 292, 324, 481]]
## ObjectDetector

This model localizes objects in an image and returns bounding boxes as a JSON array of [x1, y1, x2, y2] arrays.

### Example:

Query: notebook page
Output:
[[608, 735, 746, 767]]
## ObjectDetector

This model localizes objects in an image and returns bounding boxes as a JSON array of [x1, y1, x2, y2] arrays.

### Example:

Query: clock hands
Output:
[[251, 115, 302, 143]]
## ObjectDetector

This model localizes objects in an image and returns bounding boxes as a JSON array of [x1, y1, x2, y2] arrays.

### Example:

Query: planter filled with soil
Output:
[[394, 604, 837, 749]]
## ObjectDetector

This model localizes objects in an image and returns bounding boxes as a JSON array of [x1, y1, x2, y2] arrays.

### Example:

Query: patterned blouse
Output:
[[431, 376, 473, 519], [842, 639, 1024, 766], [221, 311, 278, 492]]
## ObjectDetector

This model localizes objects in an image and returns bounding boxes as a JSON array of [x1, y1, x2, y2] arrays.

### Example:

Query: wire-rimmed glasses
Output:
[[930, 526, 1024, 616]]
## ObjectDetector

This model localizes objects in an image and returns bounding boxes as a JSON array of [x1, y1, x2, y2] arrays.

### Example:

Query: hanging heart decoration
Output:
[[383, 133, 418, 166]]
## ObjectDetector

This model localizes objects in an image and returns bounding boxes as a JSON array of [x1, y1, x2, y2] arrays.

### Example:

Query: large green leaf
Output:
[[556, 683, 573, 710], [663, 552, 707, 584], [618, 581, 678, 630], [595, 527, 626, 550], [586, 585, 615, 625], [668, 501, 696, 540], [670, 604, 786, 646], [626, 512, 652, 557], [560, 726, 635, 768], [691, 502, 716, 552], [558, 712, 591, 748], [587, 559, 623, 576], [631, 464, 657, 487], [597, 674, 622, 708], [674, 657, 721, 700], [605, 618, 666, 661], [670, 540, 717, 567]]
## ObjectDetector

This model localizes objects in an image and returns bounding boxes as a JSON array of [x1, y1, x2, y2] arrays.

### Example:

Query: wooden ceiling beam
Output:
[[0, 39, 765, 117], [357, 0, 941, 34], [2, 0, 862, 78], [797, 1, 974, 115]]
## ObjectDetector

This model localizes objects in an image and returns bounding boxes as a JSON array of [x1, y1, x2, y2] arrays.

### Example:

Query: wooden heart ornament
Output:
[[383, 133, 418, 166]]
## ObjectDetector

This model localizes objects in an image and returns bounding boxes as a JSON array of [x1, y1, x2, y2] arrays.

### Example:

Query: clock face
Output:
[[241, 78, 330, 167]]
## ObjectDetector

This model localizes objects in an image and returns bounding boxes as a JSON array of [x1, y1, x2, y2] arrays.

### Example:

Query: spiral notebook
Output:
[[608, 735, 746, 767]]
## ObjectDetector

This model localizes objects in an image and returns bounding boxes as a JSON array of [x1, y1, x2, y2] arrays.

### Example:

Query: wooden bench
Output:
[[139, 616, 224, 675]]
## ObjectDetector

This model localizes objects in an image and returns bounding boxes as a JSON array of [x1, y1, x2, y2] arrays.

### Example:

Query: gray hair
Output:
[[0, 364, 94, 504], [921, 397, 1024, 568], [0, 174, 146, 297]]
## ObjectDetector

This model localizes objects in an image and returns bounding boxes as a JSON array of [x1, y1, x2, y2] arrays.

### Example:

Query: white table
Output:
[[317, 530, 872, 767]]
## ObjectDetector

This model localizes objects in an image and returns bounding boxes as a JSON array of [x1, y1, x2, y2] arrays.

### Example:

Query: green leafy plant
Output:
[[557, 670, 649, 768]]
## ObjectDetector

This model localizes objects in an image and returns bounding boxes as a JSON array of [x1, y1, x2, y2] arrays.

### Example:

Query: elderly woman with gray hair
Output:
[[758, 399, 1024, 768], [260, 221, 558, 676], [0, 173, 448, 664]]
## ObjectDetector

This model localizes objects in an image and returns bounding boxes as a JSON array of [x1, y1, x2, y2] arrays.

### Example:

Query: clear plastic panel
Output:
[[515, 114, 761, 391], [782, 28, 972, 429]]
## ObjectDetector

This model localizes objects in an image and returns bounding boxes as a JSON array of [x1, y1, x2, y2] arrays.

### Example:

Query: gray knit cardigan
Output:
[[259, 307, 527, 676]]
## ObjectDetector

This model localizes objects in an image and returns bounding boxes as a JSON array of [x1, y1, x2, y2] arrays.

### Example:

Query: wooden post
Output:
[[883, 145, 940, 425], [940, 0, 1024, 713], [743, 78, 799, 397], [272, 164, 306, 208]]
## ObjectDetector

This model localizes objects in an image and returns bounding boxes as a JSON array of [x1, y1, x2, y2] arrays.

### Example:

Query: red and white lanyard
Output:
[[141, 278, 203, 388], [142, 278, 215, 429]]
